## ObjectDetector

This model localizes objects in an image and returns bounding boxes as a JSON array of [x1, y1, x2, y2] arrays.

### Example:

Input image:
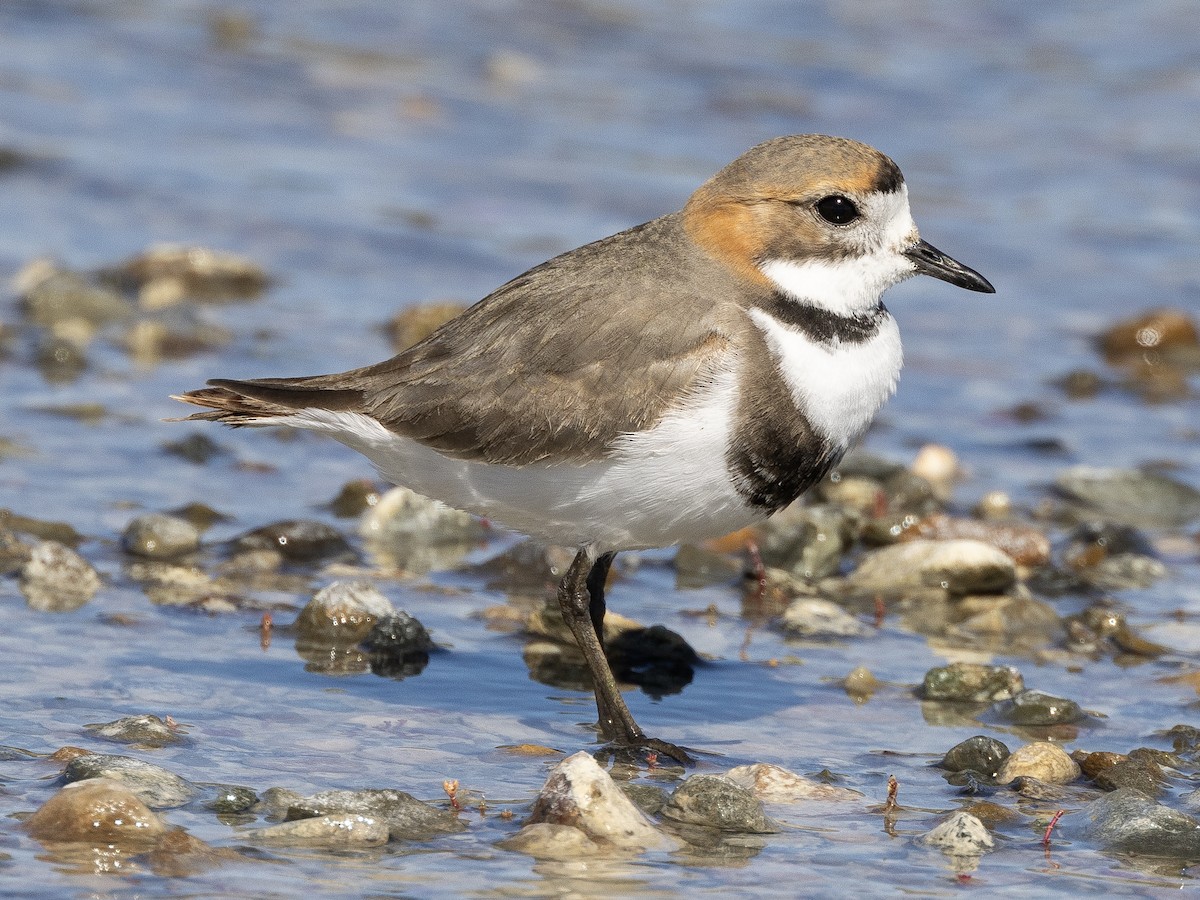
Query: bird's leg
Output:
[[557, 548, 693, 765]]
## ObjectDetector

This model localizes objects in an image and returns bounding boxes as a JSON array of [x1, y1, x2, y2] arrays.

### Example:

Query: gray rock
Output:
[[919, 811, 994, 855], [1074, 788, 1200, 858], [779, 597, 868, 638], [246, 813, 389, 848], [846, 539, 1016, 597], [663, 774, 778, 833], [992, 689, 1085, 726], [757, 503, 853, 581], [204, 784, 259, 814], [940, 736, 1011, 777], [287, 788, 464, 841], [19, 540, 101, 611], [499, 822, 604, 858], [921, 663, 1024, 703], [1054, 466, 1200, 528], [83, 714, 185, 749], [63, 754, 198, 808], [121, 514, 201, 560], [232, 519, 353, 563], [527, 751, 677, 851]]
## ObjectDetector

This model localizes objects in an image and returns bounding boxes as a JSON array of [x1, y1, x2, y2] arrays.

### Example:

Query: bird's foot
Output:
[[595, 734, 696, 768]]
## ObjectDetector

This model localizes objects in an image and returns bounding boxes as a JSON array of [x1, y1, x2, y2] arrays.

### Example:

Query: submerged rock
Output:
[[286, 788, 464, 841], [846, 539, 1016, 597], [295, 581, 396, 645], [232, 520, 354, 563], [725, 763, 861, 802], [1074, 788, 1200, 858], [779, 597, 868, 638], [921, 663, 1024, 703], [992, 690, 1085, 726], [526, 751, 677, 852], [245, 813, 389, 848], [1054, 466, 1200, 528], [83, 714, 186, 749], [122, 514, 201, 560], [499, 822, 604, 858], [63, 754, 198, 808], [26, 778, 165, 846], [940, 736, 1010, 777], [106, 244, 270, 303], [663, 774, 777, 833], [898, 514, 1051, 567], [918, 811, 994, 855]]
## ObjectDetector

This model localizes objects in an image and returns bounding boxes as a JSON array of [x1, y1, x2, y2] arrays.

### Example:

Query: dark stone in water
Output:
[[607, 624, 698, 699], [363, 612, 434, 680], [940, 735, 1010, 777], [991, 690, 1085, 726], [232, 520, 354, 563], [1073, 788, 1200, 858]]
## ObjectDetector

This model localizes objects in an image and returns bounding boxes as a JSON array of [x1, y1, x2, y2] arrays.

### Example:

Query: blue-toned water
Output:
[[1, 1, 1198, 895]]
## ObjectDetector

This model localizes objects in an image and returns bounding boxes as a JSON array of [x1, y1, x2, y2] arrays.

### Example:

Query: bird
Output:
[[174, 134, 994, 764]]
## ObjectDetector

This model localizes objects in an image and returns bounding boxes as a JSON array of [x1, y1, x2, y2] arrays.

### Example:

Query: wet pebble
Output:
[[1054, 466, 1200, 528], [232, 519, 354, 563], [19, 540, 101, 611], [107, 244, 270, 303], [846, 539, 1016, 597], [1074, 788, 1200, 858], [662, 774, 777, 834], [26, 778, 165, 846], [992, 689, 1085, 727], [17, 259, 133, 326], [205, 785, 259, 815], [725, 763, 861, 802], [607, 625, 699, 697], [1010, 776, 1069, 801], [918, 811, 993, 856], [1087, 752, 1167, 797], [286, 788, 463, 841], [295, 580, 396, 645], [326, 479, 382, 517], [754, 503, 853, 581], [898, 513, 1050, 567], [526, 751, 677, 852], [83, 714, 185, 749], [362, 612, 435, 680], [921, 662, 1024, 703], [122, 514, 201, 560], [996, 741, 1080, 785], [499, 822, 605, 858], [778, 597, 868, 638], [940, 736, 1010, 777], [63, 753, 198, 808], [1098, 307, 1200, 362], [360, 486, 486, 572], [245, 813, 389, 848]]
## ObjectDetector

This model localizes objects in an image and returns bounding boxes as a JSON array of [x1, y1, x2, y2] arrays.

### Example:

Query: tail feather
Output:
[[170, 377, 364, 426]]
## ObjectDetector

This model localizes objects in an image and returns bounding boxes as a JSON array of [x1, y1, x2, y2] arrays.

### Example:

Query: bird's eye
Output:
[[815, 195, 860, 225]]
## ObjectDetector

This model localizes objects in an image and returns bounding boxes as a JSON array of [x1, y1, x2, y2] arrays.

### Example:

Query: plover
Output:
[[175, 134, 994, 763]]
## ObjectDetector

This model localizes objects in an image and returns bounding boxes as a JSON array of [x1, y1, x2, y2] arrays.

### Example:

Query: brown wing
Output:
[[175, 212, 750, 465]]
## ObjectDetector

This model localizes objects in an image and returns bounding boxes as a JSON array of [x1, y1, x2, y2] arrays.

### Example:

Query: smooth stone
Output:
[[26, 778, 165, 846], [1054, 466, 1200, 528], [205, 785, 259, 814], [663, 774, 778, 834], [846, 539, 1016, 596], [19, 540, 101, 611], [83, 714, 184, 749], [1098, 307, 1199, 358], [756, 503, 853, 581], [362, 613, 434, 680], [111, 244, 269, 301], [899, 514, 1051, 567], [607, 625, 699, 697], [725, 763, 862, 802], [918, 811, 994, 855], [121, 513, 201, 560], [246, 813, 389, 848], [231, 519, 353, 562], [1074, 788, 1200, 858], [940, 736, 1011, 777], [63, 754, 198, 808], [286, 788, 464, 840], [526, 751, 677, 852], [779, 597, 868, 638], [992, 689, 1085, 726], [921, 663, 1024, 703], [295, 581, 396, 645], [995, 742, 1081, 786], [498, 822, 605, 859]]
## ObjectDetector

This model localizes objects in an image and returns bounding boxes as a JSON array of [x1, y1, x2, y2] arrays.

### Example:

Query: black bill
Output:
[[904, 239, 995, 293]]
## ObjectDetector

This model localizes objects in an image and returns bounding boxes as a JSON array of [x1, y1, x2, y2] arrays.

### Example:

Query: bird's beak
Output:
[[903, 239, 995, 293]]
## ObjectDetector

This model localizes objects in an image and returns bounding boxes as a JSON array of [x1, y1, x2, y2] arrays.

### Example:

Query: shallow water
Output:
[[1, 1, 1199, 895]]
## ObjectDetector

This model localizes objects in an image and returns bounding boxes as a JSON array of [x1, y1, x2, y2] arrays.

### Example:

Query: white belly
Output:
[[277, 365, 763, 553]]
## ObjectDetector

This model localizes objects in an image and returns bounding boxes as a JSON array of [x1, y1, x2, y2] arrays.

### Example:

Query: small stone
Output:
[[19, 262, 133, 326], [1074, 788, 1200, 858], [921, 663, 1024, 703], [245, 814, 389, 848], [843, 665, 880, 701], [1054, 466, 1200, 528], [996, 742, 1081, 785], [107, 245, 269, 302], [663, 774, 778, 833], [19, 540, 101, 611], [326, 479, 381, 518], [1098, 308, 1200, 360], [499, 822, 604, 858], [620, 784, 670, 817], [1073, 750, 1124, 781], [384, 301, 467, 350], [898, 514, 1051, 567], [295, 581, 396, 645], [231, 519, 353, 563], [779, 598, 868, 638], [725, 763, 861, 802], [754, 503, 853, 581], [526, 752, 677, 851], [1011, 776, 1069, 801], [362, 612, 434, 680], [918, 811, 994, 855], [607, 625, 699, 697], [911, 444, 960, 488], [26, 778, 165, 846], [846, 539, 1016, 597], [940, 736, 1011, 777], [287, 788, 464, 841], [360, 486, 485, 573], [63, 754, 198, 808], [83, 714, 186, 749], [205, 785, 259, 814], [121, 514, 201, 560], [992, 690, 1085, 726], [973, 490, 1014, 521]]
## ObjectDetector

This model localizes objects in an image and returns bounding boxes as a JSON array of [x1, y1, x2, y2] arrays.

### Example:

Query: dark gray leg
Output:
[[557, 548, 693, 765]]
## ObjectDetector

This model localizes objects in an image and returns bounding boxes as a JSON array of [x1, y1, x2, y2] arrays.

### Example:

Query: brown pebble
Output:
[[996, 741, 1080, 785], [1073, 750, 1125, 780], [26, 778, 165, 845], [1099, 308, 1199, 360]]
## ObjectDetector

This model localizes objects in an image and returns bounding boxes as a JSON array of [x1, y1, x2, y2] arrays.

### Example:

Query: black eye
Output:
[[815, 195, 859, 225]]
